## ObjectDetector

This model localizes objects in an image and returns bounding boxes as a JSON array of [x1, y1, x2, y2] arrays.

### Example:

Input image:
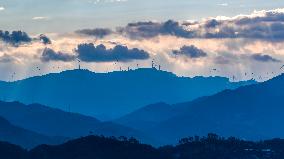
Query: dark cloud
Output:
[[195, 9, 284, 41], [113, 9, 284, 41], [0, 30, 32, 46], [76, 43, 150, 62], [117, 20, 194, 39], [172, 45, 207, 59], [76, 28, 113, 38], [251, 54, 281, 63], [41, 48, 76, 62], [39, 34, 52, 45], [204, 19, 220, 28]]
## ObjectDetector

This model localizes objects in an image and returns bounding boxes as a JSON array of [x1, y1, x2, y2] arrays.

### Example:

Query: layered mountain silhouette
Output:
[[0, 68, 256, 120], [0, 101, 154, 145], [116, 74, 284, 144], [0, 73, 283, 156], [0, 116, 65, 149], [115, 102, 176, 131]]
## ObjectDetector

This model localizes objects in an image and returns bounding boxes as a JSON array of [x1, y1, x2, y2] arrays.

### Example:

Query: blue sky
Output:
[[1, 0, 284, 33]]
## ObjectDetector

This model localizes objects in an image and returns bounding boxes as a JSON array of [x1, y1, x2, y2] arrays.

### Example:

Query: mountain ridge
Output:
[[0, 115, 66, 149], [0, 68, 257, 120], [146, 73, 284, 143], [0, 101, 156, 145]]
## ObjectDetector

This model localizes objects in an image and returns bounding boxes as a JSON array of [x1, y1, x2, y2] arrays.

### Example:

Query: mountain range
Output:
[[116, 73, 284, 144], [0, 101, 155, 148], [1, 68, 283, 148], [0, 116, 65, 149], [0, 68, 256, 120]]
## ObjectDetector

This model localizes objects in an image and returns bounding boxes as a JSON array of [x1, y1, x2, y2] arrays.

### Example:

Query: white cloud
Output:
[[217, 3, 228, 7], [90, 0, 128, 5], [0, 6, 5, 11], [32, 16, 49, 20]]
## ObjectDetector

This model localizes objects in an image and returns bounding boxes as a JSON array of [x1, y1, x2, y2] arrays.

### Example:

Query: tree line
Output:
[[2, 134, 284, 159]]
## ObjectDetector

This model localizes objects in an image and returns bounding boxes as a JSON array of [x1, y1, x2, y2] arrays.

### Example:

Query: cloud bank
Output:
[[0, 30, 53, 47], [1, 8, 284, 81], [172, 45, 207, 59], [117, 20, 194, 39], [76, 28, 113, 38], [41, 48, 76, 62], [113, 8, 284, 41], [76, 43, 150, 62], [0, 30, 32, 46], [251, 54, 281, 63]]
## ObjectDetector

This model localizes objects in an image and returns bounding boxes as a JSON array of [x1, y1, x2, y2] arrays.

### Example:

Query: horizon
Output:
[[0, 67, 262, 83]]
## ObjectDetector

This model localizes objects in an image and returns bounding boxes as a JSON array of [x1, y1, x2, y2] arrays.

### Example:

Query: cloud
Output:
[[91, 0, 128, 4], [32, 16, 49, 20], [75, 28, 113, 38], [117, 20, 194, 39], [251, 53, 281, 63], [213, 52, 241, 65], [0, 54, 16, 63], [218, 3, 228, 6], [1, 8, 284, 81], [0, 6, 5, 11], [39, 34, 52, 45], [0, 30, 52, 46], [203, 19, 221, 29], [172, 45, 207, 58], [76, 43, 150, 62], [112, 8, 284, 42], [41, 48, 76, 62], [192, 8, 284, 41], [0, 30, 32, 46]]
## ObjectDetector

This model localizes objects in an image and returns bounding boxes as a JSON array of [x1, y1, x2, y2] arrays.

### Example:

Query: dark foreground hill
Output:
[[117, 73, 284, 143], [0, 142, 28, 159], [0, 116, 65, 149], [0, 68, 256, 120], [2, 135, 284, 159]]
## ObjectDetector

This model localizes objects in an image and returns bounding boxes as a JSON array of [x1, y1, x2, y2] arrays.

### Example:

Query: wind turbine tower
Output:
[[78, 59, 81, 70]]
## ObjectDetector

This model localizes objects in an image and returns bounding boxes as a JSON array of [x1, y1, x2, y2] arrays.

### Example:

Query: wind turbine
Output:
[[78, 59, 81, 70]]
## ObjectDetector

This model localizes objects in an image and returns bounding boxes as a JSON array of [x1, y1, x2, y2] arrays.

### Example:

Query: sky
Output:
[[1, 0, 284, 33], [0, 0, 284, 81]]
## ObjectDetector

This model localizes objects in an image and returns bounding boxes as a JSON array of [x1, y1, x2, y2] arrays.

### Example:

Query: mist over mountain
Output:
[[115, 102, 175, 131], [0, 101, 154, 145], [0, 68, 256, 120], [0, 116, 65, 149], [118, 73, 284, 144]]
